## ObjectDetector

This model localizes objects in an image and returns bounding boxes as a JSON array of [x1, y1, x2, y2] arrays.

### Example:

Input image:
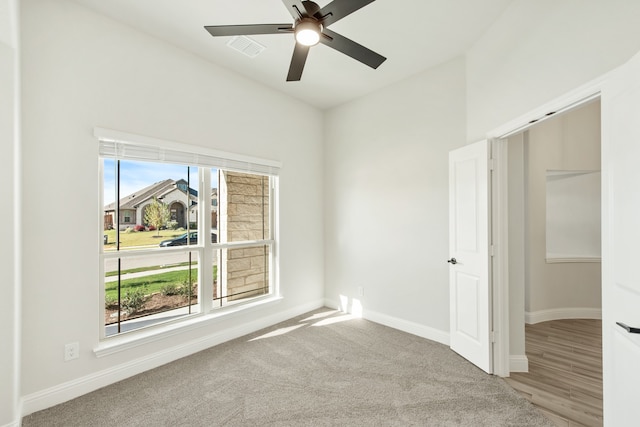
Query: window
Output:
[[545, 169, 601, 262], [98, 130, 279, 339], [214, 170, 271, 306]]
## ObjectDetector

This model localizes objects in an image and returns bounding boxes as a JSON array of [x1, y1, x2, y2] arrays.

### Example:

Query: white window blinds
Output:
[[96, 127, 280, 176]]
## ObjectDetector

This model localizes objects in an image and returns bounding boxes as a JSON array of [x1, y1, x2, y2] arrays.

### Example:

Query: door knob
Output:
[[447, 258, 457, 265]]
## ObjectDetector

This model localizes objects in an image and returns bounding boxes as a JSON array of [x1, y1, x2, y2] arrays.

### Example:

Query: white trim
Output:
[[509, 355, 529, 373], [199, 168, 214, 315], [487, 73, 607, 383], [491, 138, 510, 377], [324, 298, 450, 346], [0, 0, 17, 48], [10, 0, 22, 425], [22, 299, 324, 416], [101, 239, 275, 260], [95, 296, 283, 357], [525, 308, 602, 324], [486, 75, 607, 140], [365, 310, 450, 346], [545, 257, 601, 264]]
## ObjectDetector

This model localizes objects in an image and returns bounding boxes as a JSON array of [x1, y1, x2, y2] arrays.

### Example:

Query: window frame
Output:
[[96, 128, 281, 350]]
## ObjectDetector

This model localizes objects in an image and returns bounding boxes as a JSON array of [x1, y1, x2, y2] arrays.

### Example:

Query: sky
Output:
[[103, 159, 217, 206]]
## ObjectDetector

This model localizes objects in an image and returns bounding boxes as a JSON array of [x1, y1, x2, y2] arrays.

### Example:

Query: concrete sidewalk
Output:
[[104, 265, 192, 283]]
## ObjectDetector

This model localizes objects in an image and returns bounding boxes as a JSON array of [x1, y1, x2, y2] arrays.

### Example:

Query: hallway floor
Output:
[[505, 319, 602, 427]]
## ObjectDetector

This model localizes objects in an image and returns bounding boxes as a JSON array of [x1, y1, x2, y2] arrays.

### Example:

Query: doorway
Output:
[[498, 100, 603, 425], [506, 99, 602, 352]]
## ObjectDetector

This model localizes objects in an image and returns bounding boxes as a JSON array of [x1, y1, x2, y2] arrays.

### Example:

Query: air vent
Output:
[[227, 36, 266, 58]]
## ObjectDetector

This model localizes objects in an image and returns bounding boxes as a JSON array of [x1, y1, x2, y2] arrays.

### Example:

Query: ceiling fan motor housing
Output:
[[295, 18, 323, 46]]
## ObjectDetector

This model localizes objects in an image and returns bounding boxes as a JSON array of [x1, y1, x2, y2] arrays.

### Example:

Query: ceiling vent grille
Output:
[[227, 36, 266, 58]]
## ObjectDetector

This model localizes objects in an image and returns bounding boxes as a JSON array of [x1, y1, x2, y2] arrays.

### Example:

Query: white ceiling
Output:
[[73, 0, 513, 109]]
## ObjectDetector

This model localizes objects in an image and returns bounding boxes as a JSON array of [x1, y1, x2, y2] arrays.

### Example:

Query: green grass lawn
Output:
[[106, 269, 195, 300], [103, 229, 187, 250], [105, 266, 217, 300]]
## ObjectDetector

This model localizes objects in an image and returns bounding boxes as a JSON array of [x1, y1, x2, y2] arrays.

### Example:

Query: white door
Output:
[[601, 51, 640, 426], [449, 140, 492, 373]]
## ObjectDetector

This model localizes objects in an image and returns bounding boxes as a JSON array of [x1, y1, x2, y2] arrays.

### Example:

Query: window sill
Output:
[[94, 295, 283, 358]]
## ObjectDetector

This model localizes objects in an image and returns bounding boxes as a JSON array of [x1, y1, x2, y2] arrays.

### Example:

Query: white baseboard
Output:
[[509, 355, 529, 373], [324, 298, 450, 346], [0, 420, 20, 427], [364, 309, 450, 346], [525, 307, 602, 324], [21, 299, 324, 417]]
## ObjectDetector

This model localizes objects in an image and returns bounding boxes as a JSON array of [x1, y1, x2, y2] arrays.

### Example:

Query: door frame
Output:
[[486, 74, 609, 377]]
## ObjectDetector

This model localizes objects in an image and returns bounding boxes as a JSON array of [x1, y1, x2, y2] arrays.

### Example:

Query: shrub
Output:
[[178, 285, 190, 299], [148, 225, 156, 231], [134, 224, 145, 232], [160, 283, 180, 296], [179, 279, 195, 299], [105, 294, 118, 309], [167, 220, 179, 230], [122, 286, 147, 313], [178, 284, 196, 300]]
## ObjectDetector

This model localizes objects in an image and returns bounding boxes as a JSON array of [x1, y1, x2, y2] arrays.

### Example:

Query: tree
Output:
[[144, 197, 170, 236]]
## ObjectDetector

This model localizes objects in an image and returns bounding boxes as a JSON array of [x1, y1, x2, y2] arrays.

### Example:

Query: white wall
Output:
[[324, 57, 466, 339], [0, 0, 19, 424], [467, 0, 640, 142], [20, 0, 324, 408], [524, 101, 602, 317]]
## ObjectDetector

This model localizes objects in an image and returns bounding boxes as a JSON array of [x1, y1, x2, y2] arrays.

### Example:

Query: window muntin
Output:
[[100, 143, 277, 338]]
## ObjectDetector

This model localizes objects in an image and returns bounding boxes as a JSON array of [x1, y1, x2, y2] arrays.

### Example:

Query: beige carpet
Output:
[[23, 308, 553, 426]]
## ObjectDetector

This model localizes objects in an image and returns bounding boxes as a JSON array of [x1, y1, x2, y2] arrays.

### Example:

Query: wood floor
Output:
[[504, 319, 603, 427]]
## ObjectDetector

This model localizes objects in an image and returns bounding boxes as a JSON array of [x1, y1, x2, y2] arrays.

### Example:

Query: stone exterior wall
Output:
[[221, 172, 270, 300], [227, 246, 269, 300]]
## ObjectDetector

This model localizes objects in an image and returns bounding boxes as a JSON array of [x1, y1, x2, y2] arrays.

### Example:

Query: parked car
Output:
[[159, 230, 217, 247]]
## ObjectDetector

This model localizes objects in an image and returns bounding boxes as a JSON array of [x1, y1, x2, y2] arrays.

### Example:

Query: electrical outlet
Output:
[[357, 286, 364, 297], [64, 342, 79, 361]]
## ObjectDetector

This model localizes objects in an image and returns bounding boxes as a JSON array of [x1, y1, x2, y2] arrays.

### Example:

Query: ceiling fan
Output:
[[204, 0, 386, 81]]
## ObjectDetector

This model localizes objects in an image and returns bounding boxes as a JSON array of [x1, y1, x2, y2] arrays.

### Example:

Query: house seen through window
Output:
[[100, 144, 277, 338]]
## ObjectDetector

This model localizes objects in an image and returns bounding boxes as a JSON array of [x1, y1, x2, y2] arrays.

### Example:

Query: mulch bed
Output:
[[105, 292, 198, 325]]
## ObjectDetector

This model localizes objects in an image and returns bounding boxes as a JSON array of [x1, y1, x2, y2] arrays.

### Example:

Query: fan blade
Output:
[[286, 43, 310, 81], [317, 0, 376, 27], [320, 28, 386, 69], [281, 0, 308, 19], [205, 24, 293, 37]]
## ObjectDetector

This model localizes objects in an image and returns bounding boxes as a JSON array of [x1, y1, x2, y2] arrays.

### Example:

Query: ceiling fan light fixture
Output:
[[295, 19, 321, 46], [204, 0, 386, 81]]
